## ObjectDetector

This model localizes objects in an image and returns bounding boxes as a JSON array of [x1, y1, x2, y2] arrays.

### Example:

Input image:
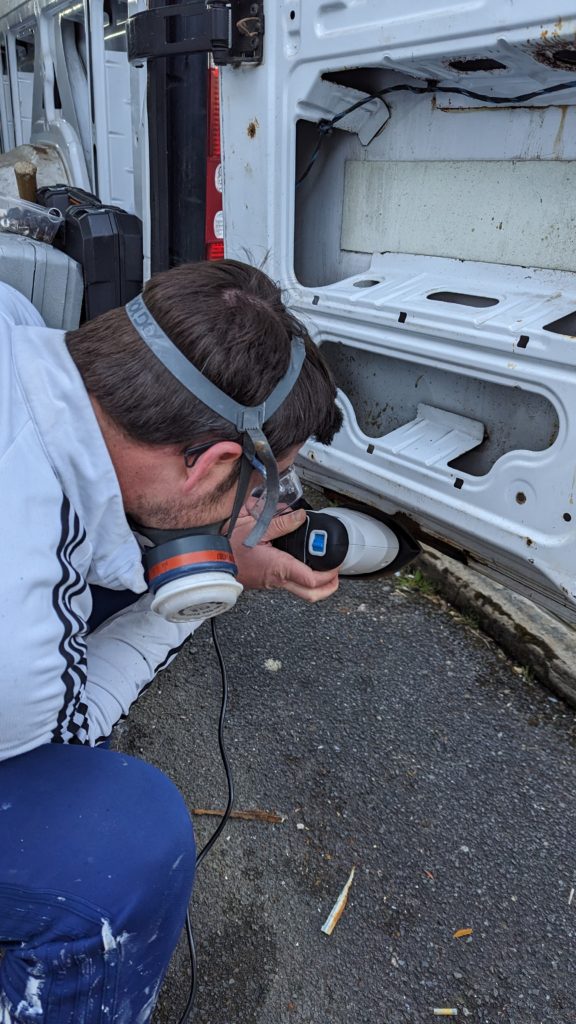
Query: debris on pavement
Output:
[[321, 865, 356, 936], [453, 927, 473, 939], [433, 1010, 458, 1017], [190, 808, 287, 824]]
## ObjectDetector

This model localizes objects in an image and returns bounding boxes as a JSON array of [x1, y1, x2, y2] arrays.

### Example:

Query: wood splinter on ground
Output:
[[190, 808, 287, 824], [321, 865, 356, 935]]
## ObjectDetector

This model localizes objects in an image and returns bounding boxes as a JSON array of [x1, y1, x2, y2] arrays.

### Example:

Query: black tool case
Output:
[[37, 185, 143, 322]]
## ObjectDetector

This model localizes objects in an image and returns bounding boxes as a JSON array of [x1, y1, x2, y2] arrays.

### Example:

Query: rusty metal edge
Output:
[[415, 546, 576, 708]]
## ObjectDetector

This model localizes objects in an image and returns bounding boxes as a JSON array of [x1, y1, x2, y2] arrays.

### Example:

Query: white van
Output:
[[0, 0, 575, 624]]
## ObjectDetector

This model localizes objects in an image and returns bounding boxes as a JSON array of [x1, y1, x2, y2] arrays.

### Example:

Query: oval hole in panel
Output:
[[427, 291, 499, 308]]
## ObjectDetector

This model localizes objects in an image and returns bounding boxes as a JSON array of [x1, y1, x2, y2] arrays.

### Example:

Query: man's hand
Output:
[[229, 510, 339, 603]]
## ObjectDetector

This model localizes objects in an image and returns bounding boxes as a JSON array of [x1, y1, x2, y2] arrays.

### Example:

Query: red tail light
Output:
[[205, 67, 224, 260]]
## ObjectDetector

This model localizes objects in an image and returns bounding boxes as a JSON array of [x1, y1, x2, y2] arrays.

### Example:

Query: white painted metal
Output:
[[103, 49, 134, 209], [88, 0, 135, 210], [220, 0, 576, 621], [6, 28, 24, 145], [17, 70, 32, 141], [32, 6, 91, 187], [127, 0, 150, 276], [374, 404, 485, 467], [0, 0, 136, 212], [2, 68, 34, 147]]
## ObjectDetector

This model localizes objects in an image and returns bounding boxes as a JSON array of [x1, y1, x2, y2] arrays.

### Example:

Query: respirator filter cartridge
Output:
[[144, 534, 243, 622]]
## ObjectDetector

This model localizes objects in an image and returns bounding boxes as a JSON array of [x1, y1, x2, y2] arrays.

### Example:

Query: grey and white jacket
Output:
[[0, 284, 201, 761]]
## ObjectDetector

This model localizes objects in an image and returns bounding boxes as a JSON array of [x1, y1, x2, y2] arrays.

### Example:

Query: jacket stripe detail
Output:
[[50, 496, 89, 744], [154, 641, 188, 676]]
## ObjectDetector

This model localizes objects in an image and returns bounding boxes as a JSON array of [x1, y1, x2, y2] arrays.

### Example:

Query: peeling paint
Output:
[[101, 919, 131, 955], [0, 992, 14, 1024], [134, 979, 161, 1024], [551, 105, 569, 158], [15, 974, 44, 1019]]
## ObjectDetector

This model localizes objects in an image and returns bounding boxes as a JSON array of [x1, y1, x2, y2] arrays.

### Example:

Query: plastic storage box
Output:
[[0, 232, 83, 329], [0, 195, 63, 244], [37, 185, 143, 321]]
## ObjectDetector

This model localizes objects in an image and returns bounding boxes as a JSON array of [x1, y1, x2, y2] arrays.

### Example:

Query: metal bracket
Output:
[[127, 0, 263, 67]]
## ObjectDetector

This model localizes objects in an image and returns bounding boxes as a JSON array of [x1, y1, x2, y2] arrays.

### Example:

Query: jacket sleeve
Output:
[[84, 592, 204, 742], [0, 282, 46, 327]]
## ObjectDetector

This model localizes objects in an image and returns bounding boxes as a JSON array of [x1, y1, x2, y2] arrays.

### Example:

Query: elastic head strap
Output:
[[125, 293, 306, 548], [125, 294, 305, 431]]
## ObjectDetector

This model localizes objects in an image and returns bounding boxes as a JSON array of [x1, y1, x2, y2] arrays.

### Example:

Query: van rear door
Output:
[[218, 0, 576, 624]]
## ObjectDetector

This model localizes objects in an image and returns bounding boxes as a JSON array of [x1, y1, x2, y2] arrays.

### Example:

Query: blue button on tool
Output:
[[309, 529, 328, 556]]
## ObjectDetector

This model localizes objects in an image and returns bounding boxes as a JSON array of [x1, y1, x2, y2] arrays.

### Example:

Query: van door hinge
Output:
[[127, 0, 263, 67]]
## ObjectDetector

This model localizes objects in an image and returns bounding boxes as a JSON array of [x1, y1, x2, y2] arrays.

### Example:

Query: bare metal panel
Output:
[[342, 160, 576, 272]]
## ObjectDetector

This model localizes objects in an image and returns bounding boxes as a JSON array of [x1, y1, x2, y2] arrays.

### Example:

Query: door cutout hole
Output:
[[398, 311, 407, 323], [366, 444, 375, 454], [543, 311, 576, 336], [564, 512, 572, 522], [454, 478, 464, 489], [321, 342, 559, 477], [427, 291, 498, 308], [517, 335, 529, 349]]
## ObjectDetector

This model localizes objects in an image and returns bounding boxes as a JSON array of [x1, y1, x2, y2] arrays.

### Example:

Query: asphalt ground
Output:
[[113, 576, 576, 1024]]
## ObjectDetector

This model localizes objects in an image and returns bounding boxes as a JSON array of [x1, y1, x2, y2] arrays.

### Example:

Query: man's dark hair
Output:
[[66, 260, 343, 457]]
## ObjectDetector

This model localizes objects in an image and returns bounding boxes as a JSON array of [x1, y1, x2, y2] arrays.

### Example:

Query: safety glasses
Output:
[[245, 464, 303, 520]]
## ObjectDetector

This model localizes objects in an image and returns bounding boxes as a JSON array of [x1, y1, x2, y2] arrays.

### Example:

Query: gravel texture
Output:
[[114, 577, 576, 1024]]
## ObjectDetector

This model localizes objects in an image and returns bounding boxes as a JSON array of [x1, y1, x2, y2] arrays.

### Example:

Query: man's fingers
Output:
[[282, 575, 340, 603], [271, 552, 339, 600], [230, 511, 340, 602], [270, 550, 338, 591], [262, 508, 307, 541]]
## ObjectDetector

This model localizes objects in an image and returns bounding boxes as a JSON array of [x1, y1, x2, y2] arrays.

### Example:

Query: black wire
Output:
[[296, 77, 576, 186], [177, 616, 235, 1024]]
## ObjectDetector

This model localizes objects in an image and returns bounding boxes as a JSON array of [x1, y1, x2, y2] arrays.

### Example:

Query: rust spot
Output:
[[533, 35, 576, 69], [525, 537, 534, 546], [553, 105, 568, 154], [247, 120, 258, 139]]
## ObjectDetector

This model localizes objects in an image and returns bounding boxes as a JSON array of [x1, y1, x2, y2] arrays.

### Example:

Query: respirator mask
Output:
[[125, 294, 306, 623]]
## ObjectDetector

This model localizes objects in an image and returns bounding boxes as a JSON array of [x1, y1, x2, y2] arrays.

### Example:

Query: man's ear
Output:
[[181, 440, 244, 492]]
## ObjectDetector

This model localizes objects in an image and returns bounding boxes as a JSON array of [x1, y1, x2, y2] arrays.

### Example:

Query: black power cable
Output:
[[296, 77, 576, 186], [177, 616, 234, 1024]]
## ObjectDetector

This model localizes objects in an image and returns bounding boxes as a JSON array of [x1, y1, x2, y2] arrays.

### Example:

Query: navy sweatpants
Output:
[[0, 744, 196, 1023]]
